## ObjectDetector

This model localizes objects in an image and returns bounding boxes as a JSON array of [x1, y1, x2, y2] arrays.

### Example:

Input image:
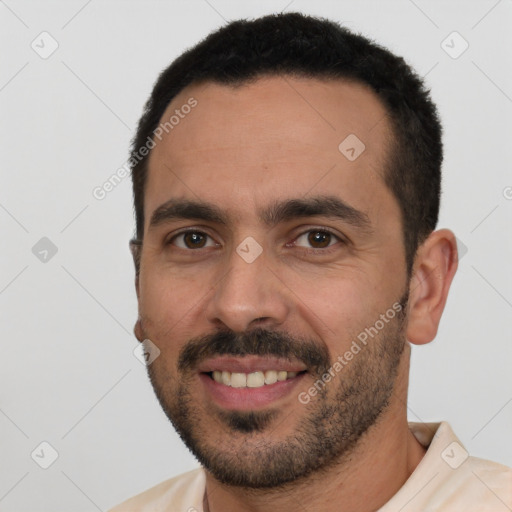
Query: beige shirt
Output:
[[109, 422, 512, 511]]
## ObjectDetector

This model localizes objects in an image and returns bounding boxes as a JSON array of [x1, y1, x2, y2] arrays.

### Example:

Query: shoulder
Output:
[[419, 422, 512, 509], [108, 467, 206, 512], [380, 422, 512, 511], [437, 455, 512, 509]]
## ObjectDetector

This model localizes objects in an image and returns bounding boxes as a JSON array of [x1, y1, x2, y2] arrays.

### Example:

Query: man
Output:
[[109, 12, 512, 512]]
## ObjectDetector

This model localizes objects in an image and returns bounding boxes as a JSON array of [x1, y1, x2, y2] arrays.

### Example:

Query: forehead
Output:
[[145, 75, 396, 227]]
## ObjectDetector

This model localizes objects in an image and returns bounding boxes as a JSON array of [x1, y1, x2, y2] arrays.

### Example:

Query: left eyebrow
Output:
[[148, 194, 372, 233], [260, 195, 372, 233]]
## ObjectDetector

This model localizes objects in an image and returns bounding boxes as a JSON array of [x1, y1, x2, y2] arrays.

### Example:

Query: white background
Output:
[[1, 0, 511, 510]]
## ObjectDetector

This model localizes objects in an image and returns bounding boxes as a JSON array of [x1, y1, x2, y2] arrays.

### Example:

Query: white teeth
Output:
[[230, 373, 247, 388], [277, 371, 288, 381], [247, 371, 265, 388], [264, 370, 278, 385], [210, 370, 301, 388]]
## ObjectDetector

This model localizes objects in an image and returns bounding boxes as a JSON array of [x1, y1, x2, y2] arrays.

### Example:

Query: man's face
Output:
[[136, 76, 410, 487]]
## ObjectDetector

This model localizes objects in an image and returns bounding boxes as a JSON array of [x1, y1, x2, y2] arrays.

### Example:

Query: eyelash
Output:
[[166, 227, 345, 254]]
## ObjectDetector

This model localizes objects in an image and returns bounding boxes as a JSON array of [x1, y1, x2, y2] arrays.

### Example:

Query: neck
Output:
[[204, 345, 426, 512]]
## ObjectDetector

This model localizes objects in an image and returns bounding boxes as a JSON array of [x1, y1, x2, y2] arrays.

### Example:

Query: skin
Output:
[[132, 76, 458, 512]]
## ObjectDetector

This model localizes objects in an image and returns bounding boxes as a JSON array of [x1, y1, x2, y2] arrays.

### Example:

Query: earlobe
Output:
[[134, 317, 144, 343], [406, 229, 458, 345]]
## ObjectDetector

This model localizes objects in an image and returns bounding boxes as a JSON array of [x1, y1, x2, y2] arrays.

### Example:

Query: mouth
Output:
[[198, 356, 308, 410], [207, 369, 306, 387]]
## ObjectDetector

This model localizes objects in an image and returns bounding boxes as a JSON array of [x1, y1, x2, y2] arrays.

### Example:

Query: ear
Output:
[[129, 239, 141, 300], [130, 239, 144, 343], [134, 317, 144, 343], [406, 229, 458, 345]]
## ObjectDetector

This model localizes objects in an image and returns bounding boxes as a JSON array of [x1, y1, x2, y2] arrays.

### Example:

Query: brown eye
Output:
[[170, 231, 215, 249], [294, 229, 340, 250], [183, 232, 206, 248], [307, 231, 332, 248]]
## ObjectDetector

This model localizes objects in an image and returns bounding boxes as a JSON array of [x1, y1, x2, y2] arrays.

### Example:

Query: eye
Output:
[[293, 229, 342, 250], [168, 230, 217, 250]]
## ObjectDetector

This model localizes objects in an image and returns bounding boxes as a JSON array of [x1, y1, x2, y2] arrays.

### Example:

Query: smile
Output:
[[198, 356, 308, 410], [208, 370, 303, 388]]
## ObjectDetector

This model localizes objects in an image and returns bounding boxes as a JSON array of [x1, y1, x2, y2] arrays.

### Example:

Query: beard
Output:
[[144, 291, 408, 489]]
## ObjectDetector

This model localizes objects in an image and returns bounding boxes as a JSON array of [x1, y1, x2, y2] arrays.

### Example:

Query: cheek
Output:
[[140, 273, 169, 318], [138, 270, 196, 348], [140, 265, 199, 316], [287, 270, 370, 341], [287, 268, 397, 355]]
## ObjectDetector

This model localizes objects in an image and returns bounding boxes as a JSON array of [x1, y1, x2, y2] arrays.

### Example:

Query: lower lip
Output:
[[199, 372, 306, 410]]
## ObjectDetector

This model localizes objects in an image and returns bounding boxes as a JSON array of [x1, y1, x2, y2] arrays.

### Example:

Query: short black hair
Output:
[[130, 12, 442, 275]]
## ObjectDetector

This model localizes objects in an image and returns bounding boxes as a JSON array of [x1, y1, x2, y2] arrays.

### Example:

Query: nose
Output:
[[205, 243, 290, 333]]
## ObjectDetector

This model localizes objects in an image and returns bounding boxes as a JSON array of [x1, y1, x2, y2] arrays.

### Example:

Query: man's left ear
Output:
[[406, 229, 458, 345]]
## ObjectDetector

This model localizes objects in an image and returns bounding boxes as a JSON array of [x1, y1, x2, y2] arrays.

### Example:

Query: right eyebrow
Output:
[[148, 199, 229, 229]]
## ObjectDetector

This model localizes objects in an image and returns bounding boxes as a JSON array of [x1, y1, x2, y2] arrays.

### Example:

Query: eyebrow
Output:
[[148, 195, 372, 233]]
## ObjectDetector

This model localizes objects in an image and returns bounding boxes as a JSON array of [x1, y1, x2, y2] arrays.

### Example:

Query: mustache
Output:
[[178, 328, 331, 374]]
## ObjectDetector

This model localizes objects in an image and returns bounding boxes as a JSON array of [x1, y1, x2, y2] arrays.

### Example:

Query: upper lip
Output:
[[197, 355, 307, 374]]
